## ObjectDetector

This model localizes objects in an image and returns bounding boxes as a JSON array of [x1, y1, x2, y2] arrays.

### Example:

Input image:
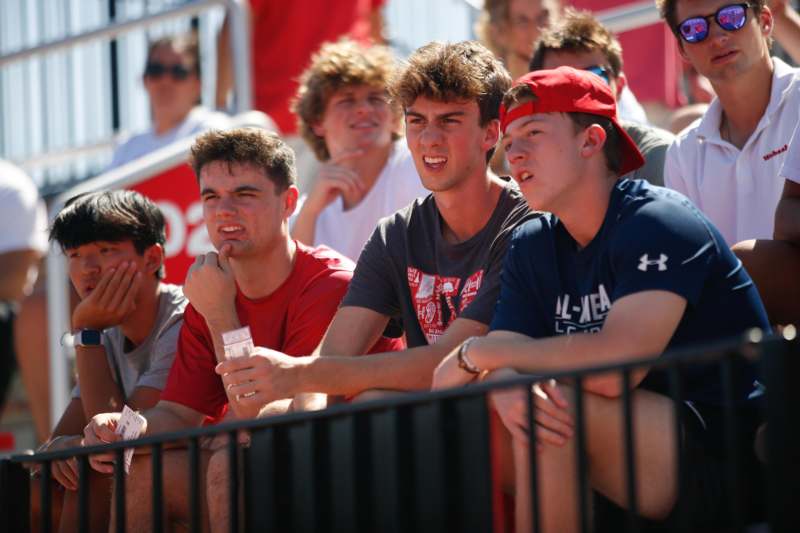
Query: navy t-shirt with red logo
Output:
[[490, 179, 769, 406]]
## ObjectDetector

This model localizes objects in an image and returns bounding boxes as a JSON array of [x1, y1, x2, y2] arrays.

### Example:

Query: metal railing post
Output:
[[764, 335, 800, 532], [0, 458, 31, 532]]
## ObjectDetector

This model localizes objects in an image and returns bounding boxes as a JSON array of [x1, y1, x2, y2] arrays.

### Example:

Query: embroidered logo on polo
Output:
[[554, 284, 611, 334], [408, 267, 484, 343], [638, 253, 668, 272], [762, 144, 788, 161]]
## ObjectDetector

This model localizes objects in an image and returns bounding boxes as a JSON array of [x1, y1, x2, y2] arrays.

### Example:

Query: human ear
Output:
[[311, 122, 326, 138], [759, 6, 773, 35], [614, 72, 627, 100], [482, 119, 501, 153], [580, 124, 607, 159], [143, 244, 165, 276], [283, 186, 300, 218]]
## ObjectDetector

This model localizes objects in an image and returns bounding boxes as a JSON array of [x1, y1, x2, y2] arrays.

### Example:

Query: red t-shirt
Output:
[[161, 243, 401, 422], [249, 0, 385, 134]]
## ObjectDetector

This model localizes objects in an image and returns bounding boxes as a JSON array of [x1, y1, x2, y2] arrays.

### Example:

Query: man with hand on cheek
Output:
[[433, 68, 769, 532], [82, 129, 399, 532], [32, 190, 185, 533]]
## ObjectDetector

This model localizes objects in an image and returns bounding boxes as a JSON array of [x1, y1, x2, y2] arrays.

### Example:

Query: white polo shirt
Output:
[[780, 123, 800, 183], [664, 58, 800, 245]]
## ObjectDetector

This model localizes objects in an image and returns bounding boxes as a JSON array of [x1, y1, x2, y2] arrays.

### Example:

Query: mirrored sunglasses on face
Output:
[[677, 3, 751, 44], [144, 62, 193, 81], [584, 65, 611, 85]]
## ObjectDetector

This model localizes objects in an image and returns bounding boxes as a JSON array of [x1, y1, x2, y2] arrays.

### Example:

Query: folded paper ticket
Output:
[[222, 326, 254, 359], [115, 405, 146, 474]]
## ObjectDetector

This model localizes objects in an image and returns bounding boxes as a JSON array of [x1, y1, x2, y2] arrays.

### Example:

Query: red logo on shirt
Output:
[[763, 144, 788, 161], [407, 267, 484, 343]]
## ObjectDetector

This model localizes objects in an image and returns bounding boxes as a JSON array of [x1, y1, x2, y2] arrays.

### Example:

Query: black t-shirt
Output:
[[342, 182, 534, 347], [490, 179, 769, 405]]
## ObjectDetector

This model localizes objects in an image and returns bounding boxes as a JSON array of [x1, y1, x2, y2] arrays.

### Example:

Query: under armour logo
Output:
[[638, 253, 668, 272]]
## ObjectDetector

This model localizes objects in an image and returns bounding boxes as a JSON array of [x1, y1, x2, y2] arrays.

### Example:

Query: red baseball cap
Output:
[[499, 66, 645, 177]]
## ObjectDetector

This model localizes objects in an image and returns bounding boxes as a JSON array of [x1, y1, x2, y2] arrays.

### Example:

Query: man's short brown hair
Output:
[[391, 41, 512, 162], [501, 84, 622, 173], [189, 128, 297, 192], [529, 8, 623, 77], [656, 0, 767, 38], [292, 39, 400, 162], [390, 41, 512, 126]]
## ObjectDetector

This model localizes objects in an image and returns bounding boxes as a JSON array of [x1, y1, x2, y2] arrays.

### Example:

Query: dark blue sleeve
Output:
[[489, 223, 550, 338], [610, 199, 715, 305]]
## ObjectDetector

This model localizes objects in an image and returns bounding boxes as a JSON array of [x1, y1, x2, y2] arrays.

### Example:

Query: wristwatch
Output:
[[457, 336, 481, 375], [64, 329, 103, 348]]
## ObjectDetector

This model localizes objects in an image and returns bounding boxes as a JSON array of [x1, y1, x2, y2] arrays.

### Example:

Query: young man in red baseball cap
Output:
[[433, 67, 769, 532]]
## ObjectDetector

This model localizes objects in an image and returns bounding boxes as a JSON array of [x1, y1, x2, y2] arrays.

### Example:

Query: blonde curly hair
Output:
[[292, 39, 401, 161]]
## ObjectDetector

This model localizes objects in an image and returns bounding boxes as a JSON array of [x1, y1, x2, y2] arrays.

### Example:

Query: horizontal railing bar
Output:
[[0, 0, 222, 67], [12, 332, 786, 465]]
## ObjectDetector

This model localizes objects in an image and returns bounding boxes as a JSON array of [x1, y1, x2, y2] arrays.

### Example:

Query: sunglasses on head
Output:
[[584, 65, 611, 85], [676, 3, 751, 44], [144, 62, 193, 80]]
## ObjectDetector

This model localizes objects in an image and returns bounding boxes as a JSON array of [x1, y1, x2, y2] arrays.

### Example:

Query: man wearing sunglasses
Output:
[[529, 8, 675, 186], [659, 0, 800, 247], [109, 33, 231, 169]]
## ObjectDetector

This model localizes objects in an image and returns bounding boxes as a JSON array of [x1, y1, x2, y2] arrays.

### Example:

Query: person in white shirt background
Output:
[[289, 39, 427, 262], [0, 160, 47, 416], [109, 32, 232, 169], [659, 0, 800, 325]]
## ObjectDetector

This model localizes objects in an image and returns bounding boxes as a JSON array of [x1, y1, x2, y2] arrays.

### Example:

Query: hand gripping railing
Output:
[[0, 0, 251, 115]]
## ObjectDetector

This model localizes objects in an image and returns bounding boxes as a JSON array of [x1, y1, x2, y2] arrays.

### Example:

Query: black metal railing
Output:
[[2, 331, 797, 533]]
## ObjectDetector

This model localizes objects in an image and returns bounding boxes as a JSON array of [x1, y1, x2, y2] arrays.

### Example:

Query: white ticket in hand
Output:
[[222, 326, 254, 359], [115, 405, 146, 474]]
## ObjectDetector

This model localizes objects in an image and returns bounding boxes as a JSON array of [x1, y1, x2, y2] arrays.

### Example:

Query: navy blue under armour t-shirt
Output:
[[490, 179, 769, 405]]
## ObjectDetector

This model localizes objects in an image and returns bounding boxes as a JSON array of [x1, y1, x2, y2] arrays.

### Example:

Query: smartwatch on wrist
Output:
[[70, 329, 103, 348]]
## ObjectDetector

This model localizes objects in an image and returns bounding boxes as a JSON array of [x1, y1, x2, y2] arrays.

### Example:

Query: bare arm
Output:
[[774, 180, 800, 243], [140, 400, 206, 435], [455, 291, 687, 397], [771, 0, 800, 64], [34, 398, 88, 488], [74, 345, 127, 417], [306, 306, 488, 394], [219, 306, 489, 404], [48, 397, 87, 441], [215, 14, 233, 109], [0, 249, 40, 302], [368, 3, 386, 44]]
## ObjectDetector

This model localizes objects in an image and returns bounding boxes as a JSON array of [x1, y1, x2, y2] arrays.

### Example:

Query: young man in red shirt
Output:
[[83, 128, 399, 531]]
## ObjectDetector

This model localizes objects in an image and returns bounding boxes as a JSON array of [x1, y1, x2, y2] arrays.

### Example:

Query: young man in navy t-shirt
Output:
[[432, 67, 769, 532]]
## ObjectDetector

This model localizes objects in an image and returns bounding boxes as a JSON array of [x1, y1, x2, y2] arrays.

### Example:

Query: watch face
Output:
[[77, 329, 103, 346]]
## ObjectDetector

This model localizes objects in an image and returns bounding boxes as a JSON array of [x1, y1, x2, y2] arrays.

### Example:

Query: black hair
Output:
[[146, 33, 201, 78], [50, 190, 167, 279]]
